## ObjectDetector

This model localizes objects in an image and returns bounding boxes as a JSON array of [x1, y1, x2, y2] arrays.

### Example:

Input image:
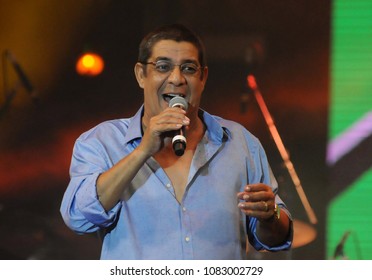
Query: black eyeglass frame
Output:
[[141, 60, 203, 75]]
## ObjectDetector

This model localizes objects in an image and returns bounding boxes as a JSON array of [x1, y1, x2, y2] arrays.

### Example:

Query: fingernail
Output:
[[243, 194, 249, 200]]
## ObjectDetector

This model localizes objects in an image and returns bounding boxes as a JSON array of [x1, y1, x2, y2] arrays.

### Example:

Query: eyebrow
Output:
[[153, 56, 199, 65]]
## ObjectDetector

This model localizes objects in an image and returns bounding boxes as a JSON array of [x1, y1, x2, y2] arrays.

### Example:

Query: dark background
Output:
[[0, 0, 329, 259]]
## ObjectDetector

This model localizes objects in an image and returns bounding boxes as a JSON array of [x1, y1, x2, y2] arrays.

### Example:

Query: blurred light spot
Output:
[[76, 52, 104, 76]]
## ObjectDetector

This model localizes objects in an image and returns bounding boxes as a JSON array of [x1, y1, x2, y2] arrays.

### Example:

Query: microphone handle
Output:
[[172, 128, 186, 156], [170, 100, 187, 156]]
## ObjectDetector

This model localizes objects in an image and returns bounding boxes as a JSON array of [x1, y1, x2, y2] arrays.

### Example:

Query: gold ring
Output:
[[263, 201, 269, 212]]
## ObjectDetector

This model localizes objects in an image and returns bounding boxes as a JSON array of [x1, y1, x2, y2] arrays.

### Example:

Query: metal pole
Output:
[[247, 75, 317, 225]]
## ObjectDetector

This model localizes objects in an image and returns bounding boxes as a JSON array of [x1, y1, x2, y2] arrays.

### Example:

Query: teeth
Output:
[[163, 94, 185, 102]]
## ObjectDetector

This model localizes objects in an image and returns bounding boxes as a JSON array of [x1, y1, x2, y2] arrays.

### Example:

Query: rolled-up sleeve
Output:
[[60, 137, 121, 234], [245, 138, 293, 251]]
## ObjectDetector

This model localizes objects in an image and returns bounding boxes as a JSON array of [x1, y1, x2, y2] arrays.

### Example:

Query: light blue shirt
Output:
[[60, 106, 292, 259]]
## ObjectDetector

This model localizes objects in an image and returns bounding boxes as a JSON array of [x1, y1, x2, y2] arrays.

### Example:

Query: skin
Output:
[[134, 40, 208, 158], [96, 39, 290, 247], [237, 184, 291, 246]]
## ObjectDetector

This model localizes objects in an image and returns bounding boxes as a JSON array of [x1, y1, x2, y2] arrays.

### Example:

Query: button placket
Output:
[[180, 202, 193, 258]]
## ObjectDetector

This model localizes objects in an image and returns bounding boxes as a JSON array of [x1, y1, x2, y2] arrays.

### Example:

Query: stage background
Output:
[[0, 0, 351, 260], [327, 0, 372, 260]]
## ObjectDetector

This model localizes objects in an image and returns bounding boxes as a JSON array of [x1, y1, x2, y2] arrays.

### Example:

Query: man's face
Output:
[[135, 39, 208, 122]]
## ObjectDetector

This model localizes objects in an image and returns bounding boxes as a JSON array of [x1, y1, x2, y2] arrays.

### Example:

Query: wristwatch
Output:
[[273, 203, 281, 220]]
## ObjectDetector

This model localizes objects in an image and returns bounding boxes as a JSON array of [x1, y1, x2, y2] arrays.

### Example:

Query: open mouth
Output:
[[162, 93, 186, 103]]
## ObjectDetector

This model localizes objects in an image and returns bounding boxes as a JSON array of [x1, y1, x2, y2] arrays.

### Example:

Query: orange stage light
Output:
[[76, 52, 104, 76]]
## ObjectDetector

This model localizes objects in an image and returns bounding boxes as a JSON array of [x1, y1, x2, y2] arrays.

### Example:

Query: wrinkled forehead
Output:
[[150, 40, 200, 63]]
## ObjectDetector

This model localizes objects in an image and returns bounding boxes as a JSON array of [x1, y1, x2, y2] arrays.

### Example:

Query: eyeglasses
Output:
[[142, 60, 202, 76]]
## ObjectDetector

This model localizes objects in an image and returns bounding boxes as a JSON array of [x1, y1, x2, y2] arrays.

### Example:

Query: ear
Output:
[[134, 62, 145, 89]]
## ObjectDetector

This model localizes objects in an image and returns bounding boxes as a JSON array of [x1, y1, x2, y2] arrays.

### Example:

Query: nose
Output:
[[167, 65, 186, 86]]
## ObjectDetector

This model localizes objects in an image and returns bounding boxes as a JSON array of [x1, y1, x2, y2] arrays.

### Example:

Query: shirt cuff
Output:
[[76, 173, 121, 228], [250, 212, 293, 252]]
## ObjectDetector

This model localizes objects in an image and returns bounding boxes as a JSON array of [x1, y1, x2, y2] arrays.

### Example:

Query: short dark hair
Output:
[[138, 23, 207, 68]]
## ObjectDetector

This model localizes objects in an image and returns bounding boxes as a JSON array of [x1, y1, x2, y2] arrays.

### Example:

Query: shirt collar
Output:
[[199, 109, 230, 144], [123, 105, 144, 145]]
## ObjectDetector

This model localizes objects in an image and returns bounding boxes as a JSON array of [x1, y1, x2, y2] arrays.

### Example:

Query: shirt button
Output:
[[182, 207, 187, 212], [185, 237, 190, 242], [166, 183, 171, 188]]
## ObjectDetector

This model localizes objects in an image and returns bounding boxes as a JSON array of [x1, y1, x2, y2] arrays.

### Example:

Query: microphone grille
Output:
[[169, 96, 188, 110]]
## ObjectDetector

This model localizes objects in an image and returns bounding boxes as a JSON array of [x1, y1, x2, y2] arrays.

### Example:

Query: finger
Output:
[[238, 184, 268, 199], [244, 183, 270, 193], [237, 192, 249, 200], [242, 185, 274, 202], [238, 201, 274, 219], [148, 114, 188, 135], [155, 111, 190, 127], [163, 106, 188, 119], [238, 190, 272, 203], [238, 200, 271, 211]]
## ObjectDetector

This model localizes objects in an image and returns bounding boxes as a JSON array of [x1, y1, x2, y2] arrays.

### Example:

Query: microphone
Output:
[[169, 96, 188, 156], [333, 231, 351, 259], [4, 50, 38, 101]]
